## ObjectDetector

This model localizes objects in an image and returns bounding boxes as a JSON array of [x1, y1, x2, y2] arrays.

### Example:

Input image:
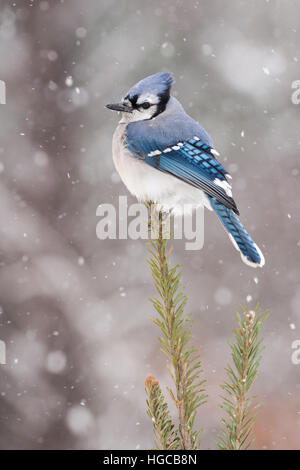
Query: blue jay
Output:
[[106, 72, 265, 268]]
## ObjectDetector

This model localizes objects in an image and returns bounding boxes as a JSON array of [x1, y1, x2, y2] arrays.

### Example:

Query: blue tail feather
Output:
[[208, 197, 265, 268]]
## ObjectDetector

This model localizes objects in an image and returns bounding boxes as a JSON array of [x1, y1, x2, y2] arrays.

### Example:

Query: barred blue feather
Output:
[[126, 130, 238, 214], [208, 197, 264, 267]]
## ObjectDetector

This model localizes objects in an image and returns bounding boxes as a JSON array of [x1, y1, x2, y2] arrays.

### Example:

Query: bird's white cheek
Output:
[[119, 107, 155, 123], [131, 109, 146, 121], [119, 111, 138, 124]]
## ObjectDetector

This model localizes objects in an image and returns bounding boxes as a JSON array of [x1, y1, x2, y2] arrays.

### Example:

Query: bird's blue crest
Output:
[[125, 72, 174, 100]]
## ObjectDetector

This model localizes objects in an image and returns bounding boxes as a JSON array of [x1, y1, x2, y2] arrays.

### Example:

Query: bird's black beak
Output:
[[105, 102, 133, 113]]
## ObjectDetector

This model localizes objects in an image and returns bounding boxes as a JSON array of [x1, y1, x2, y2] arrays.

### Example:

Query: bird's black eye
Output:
[[141, 102, 151, 109]]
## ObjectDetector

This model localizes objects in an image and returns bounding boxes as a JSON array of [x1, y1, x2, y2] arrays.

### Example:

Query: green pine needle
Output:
[[143, 202, 268, 451], [145, 374, 180, 450], [145, 203, 207, 450], [216, 304, 269, 450]]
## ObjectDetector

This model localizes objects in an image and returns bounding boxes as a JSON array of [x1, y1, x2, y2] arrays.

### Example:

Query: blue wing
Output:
[[125, 122, 239, 214]]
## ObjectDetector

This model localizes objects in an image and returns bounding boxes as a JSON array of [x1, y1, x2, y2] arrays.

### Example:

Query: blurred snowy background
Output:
[[0, 0, 299, 450]]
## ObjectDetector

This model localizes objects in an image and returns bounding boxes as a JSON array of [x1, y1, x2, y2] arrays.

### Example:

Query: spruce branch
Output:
[[145, 374, 179, 450], [217, 305, 269, 450], [145, 204, 207, 450]]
